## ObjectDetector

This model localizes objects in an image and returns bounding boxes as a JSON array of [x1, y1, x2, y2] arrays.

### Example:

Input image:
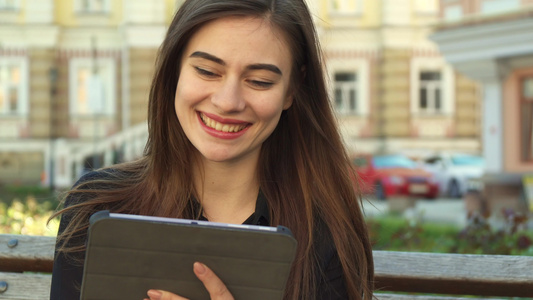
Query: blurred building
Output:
[[309, 0, 481, 158], [0, 0, 482, 189], [0, 0, 181, 188], [431, 0, 533, 212]]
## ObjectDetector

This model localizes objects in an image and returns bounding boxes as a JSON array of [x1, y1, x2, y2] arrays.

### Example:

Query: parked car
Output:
[[352, 154, 439, 200], [422, 153, 485, 198]]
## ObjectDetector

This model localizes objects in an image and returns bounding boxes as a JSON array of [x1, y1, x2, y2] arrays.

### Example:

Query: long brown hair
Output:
[[51, 0, 374, 299]]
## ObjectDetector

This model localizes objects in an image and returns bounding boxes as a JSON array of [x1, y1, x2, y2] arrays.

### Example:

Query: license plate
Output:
[[409, 184, 428, 193]]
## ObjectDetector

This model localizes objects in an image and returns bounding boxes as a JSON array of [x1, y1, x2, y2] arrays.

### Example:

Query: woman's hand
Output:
[[144, 262, 234, 300]]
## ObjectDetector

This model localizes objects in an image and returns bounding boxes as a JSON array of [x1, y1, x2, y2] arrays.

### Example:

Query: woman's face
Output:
[[175, 16, 293, 164]]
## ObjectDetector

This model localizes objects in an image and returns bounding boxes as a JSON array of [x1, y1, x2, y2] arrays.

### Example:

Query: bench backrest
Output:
[[1, 234, 532, 299], [0, 234, 54, 299]]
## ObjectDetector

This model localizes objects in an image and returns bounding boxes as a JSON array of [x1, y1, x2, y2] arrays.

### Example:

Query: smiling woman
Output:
[[48, 1, 374, 300], [175, 16, 293, 165]]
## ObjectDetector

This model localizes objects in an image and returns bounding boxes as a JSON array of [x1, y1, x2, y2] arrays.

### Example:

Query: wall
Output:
[[504, 65, 533, 173]]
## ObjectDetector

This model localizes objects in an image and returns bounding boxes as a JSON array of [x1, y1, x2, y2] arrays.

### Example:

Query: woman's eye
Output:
[[194, 67, 218, 78], [249, 80, 274, 89]]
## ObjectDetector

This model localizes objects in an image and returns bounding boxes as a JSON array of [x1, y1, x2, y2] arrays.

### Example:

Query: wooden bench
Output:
[[1, 234, 532, 299]]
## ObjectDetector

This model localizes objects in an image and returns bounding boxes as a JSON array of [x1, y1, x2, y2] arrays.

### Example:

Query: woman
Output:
[[49, 0, 374, 299]]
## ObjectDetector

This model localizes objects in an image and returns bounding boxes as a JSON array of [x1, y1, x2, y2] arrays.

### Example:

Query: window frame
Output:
[[418, 71, 443, 115], [410, 57, 455, 116], [0, 56, 29, 117], [68, 57, 116, 117], [334, 71, 359, 115], [328, 58, 370, 116]]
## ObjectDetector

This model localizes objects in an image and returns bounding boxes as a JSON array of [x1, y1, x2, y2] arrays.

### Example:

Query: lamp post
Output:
[[90, 35, 104, 170], [48, 64, 58, 190]]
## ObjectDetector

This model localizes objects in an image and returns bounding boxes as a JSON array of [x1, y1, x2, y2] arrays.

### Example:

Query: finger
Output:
[[146, 289, 189, 300], [193, 262, 234, 300]]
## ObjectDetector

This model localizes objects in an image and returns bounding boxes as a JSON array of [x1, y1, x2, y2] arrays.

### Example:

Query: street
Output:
[[362, 197, 468, 227]]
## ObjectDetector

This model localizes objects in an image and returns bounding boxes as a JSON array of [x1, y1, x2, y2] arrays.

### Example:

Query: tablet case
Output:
[[80, 210, 297, 300]]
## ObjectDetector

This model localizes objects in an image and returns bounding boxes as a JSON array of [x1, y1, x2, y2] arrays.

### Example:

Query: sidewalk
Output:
[[362, 197, 467, 227]]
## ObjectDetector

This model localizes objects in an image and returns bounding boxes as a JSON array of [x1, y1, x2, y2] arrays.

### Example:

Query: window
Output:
[[0, 0, 19, 10], [330, 0, 362, 14], [75, 0, 110, 13], [0, 58, 28, 116], [69, 58, 116, 116], [329, 58, 369, 116], [334, 72, 358, 115], [419, 71, 443, 114], [520, 76, 533, 161], [410, 57, 455, 116], [481, 0, 520, 15], [444, 5, 463, 21]]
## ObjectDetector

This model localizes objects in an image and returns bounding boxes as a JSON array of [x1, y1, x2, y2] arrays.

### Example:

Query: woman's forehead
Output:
[[182, 16, 293, 71]]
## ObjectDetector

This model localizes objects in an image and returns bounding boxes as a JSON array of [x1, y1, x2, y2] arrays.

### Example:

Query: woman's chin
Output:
[[199, 151, 237, 163]]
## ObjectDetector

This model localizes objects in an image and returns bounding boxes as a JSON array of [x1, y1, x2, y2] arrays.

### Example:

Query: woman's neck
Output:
[[193, 157, 260, 224]]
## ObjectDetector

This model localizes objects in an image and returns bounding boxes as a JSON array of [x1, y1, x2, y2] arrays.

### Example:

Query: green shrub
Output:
[[367, 210, 533, 256], [367, 214, 459, 253], [0, 185, 58, 206], [0, 196, 59, 236], [452, 210, 533, 256]]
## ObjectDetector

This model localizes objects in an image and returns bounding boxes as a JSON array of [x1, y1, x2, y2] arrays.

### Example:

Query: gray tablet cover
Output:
[[80, 210, 297, 300]]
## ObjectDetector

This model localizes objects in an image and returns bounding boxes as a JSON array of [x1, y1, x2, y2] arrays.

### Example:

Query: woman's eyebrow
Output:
[[190, 51, 225, 65], [189, 51, 282, 76], [247, 64, 282, 76]]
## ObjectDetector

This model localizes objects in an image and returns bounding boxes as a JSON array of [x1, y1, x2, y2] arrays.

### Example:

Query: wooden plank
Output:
[[1, 234, 533, 298], [0, 272, 51, 300], [373, 251, 533, 297], [0, 235, 55, 273], [374, 293, 506, 300]]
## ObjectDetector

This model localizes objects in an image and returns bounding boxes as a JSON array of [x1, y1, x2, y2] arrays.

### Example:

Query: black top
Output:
[[50, 171, 347, 299]]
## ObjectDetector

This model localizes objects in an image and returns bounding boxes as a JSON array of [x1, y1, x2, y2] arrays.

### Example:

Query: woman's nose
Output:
[[211, 79, 246, 113]]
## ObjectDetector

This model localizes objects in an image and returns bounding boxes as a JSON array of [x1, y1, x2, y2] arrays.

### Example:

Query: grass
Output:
[[0, 185, 61, 236], [0, 185, 59, 206], [366, 212, 533, 256], [367, 214, 460, 253]]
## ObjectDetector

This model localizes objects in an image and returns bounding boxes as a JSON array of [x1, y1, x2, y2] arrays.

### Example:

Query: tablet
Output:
[[80, 210, 297, 300]]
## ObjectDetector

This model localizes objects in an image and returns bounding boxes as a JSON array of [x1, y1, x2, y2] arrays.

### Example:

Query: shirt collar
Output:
[[195, 190, 270, 226]]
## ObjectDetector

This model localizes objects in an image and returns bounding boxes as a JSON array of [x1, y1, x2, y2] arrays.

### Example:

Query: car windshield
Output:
[[373, 155, 417, 169], [451, 154, 484, 167]]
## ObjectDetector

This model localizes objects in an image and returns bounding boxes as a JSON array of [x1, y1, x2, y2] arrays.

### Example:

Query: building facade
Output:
[[0, 0, 482, 188], [431, 0, 533, 212], [310, 0, 481, 158], [0, 0, 181, 188]]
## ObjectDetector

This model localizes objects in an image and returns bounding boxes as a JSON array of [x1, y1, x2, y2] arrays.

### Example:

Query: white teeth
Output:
[[200, 113, 246, 133]]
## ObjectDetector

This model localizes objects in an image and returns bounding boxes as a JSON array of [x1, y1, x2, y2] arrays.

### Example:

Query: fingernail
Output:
[[194, 262, 207, 274], [147, 289, 162, 300]]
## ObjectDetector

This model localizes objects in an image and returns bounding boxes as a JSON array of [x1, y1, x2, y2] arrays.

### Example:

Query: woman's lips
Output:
[[199, 112, 249, 133], [197, 112, 251, 139]]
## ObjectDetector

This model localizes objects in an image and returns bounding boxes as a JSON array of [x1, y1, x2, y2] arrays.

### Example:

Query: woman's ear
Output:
[[283, 94, 293, 110], [283, 65, 306, 111]]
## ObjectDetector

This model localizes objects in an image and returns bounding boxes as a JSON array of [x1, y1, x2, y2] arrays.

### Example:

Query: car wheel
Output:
[[375, 182, 386, 200], [448, 179, 461, 198]]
